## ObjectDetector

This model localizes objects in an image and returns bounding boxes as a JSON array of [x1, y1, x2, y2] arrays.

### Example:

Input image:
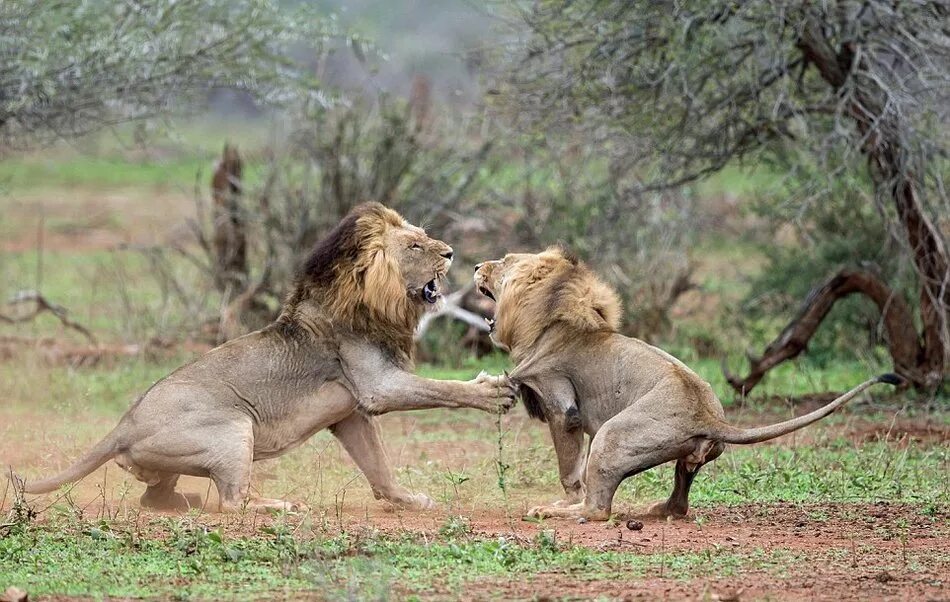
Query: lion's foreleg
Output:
[[341, 341, 515, 414], [330, 412, 435, 510], [360, 371, 515, 415], [521, 376, 586, 505]]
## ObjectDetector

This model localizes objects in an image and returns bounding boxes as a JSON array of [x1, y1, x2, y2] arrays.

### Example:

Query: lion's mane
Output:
[[494, 246, 622, 354], [284, 202, 422, 358]]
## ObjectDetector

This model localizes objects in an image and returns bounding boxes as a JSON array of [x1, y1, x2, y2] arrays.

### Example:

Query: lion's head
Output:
[[288, 202, 454, 356], [474, 247, 621, 356]]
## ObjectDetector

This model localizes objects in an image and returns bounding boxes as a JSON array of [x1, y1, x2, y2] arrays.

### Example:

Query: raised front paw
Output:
[[471, 371, 517, 413]]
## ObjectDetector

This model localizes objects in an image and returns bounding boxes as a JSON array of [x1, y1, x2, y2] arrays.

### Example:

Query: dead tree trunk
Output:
[[724, 269, 922, 393], [211, 144, 248, 301], [729, 19, 949, 394]]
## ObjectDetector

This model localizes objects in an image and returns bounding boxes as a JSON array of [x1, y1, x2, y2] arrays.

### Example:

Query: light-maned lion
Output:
[[21, 202, 515, 512], [474, 247, 900, 521]]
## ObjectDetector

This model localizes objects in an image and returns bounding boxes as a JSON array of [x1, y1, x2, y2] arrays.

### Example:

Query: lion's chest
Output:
[[252, 380, 356, 459]]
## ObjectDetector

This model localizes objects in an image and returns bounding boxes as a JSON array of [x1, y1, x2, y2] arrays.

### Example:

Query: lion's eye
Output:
[[409, 243, 423, 251]]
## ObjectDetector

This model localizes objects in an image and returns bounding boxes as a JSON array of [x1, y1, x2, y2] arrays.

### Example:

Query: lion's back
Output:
[[127, 325, 344, 422]]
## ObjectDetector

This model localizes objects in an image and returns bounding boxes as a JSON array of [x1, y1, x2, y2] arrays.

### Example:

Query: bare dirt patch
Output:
[[1, 189, 193, 252]]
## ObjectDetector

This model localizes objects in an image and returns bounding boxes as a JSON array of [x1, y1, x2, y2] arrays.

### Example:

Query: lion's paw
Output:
[[640, 499, 689, 519], [387, 491, 437, 511], [253, 498, 310, 514], [471, 371, 517, 414], [407, 493, 437, 510], [525, 502, 607, 522]]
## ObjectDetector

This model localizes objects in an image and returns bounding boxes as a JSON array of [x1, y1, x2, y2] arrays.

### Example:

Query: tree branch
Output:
[[0, 290, 97, 344], [724, 268, 921, 394]]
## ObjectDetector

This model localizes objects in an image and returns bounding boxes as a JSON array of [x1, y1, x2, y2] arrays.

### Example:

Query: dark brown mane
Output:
[[298, 203, 376, 288], [280, 202, 420, 361]]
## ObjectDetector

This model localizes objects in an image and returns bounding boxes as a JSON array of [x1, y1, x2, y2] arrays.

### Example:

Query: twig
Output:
[[0, 290, 97, 344]]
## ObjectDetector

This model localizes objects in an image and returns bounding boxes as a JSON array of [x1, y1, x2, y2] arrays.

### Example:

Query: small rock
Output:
[[874, 571, 894, 583], [1, 586, 28, 602], [576, 517, 588, 524], [626, 520, 644, 531]]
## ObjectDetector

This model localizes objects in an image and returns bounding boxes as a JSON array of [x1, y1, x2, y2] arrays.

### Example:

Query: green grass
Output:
[[621, 441, 949, 507], [697, 164, 788, 199], [0, 155, 208, 191], [0, 248, 217, 340], [0, 118, 273, 193], [0, 516, 806, 600]]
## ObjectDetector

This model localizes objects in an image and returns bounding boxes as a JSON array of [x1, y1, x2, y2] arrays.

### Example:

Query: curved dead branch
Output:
[[723, 268, 921, 394]]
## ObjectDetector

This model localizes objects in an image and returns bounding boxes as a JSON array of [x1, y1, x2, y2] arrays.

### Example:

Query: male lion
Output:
[[21, 202, 515, 512], [474, 247, 900, 521]]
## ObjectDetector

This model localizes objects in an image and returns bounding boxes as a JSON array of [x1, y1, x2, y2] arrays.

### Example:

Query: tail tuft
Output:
[[877, 373, 905, 386]]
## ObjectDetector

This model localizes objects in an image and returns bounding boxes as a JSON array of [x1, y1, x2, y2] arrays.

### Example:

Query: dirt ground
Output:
[[0, 189, 194, 253], [3, 406, 947, 601], [369, 503, 948, 601], [12, 500, 947, 601]]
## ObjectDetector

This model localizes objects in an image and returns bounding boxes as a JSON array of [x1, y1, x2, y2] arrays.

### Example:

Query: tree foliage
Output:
[[0, 0, 334, 149], [510, 0, 950, 390]]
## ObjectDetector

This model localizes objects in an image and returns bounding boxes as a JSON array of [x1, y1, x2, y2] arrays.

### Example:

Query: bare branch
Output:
[[0, 290, 97, 344]]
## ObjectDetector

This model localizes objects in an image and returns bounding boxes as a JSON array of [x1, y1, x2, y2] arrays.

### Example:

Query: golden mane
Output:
[[285, 202, 422, 357], [494, 247, 622, 354]]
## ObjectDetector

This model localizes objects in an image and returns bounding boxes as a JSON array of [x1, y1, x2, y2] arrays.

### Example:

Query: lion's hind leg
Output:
[[645, 438, 724, 519], [138, 472, 198, 512], [113, 454, 194, 512], [211, 460, 305, 513], [529, 407, 686, 521]]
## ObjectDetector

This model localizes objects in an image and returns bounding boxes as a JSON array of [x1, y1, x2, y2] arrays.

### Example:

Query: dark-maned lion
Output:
[[21, 203, 515, 512], [474, 247, 899, 521]]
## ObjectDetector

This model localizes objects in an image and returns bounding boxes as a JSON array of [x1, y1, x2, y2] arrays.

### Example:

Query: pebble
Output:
[[626, 520, 644, 531]]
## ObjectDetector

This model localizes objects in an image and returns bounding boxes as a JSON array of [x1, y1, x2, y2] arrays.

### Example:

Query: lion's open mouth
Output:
[[478, 286, 496, 302], [422, 279, 441, 304]]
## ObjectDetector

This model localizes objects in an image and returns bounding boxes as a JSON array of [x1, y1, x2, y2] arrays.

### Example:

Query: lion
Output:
[[20, 202, 515, 512], [474, 247, 901, 521]]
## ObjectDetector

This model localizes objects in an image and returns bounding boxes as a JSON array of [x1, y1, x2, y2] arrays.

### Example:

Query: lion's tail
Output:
[[714, 374, 902, 445], [20, 427, 121, 494]]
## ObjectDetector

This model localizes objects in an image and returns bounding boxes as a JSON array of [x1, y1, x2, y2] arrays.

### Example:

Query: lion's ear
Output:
[[361, 249, 408, 322], [543, 244, 579, 265], [589, 280, 622, 331]]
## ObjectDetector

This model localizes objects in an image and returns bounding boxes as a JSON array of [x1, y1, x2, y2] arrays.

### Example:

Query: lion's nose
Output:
[[441, 249, 454, 260], [474, 262, 484, 273]]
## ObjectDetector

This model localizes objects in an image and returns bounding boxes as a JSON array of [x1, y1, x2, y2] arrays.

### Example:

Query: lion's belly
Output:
[[252, 381, 356, 460]]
